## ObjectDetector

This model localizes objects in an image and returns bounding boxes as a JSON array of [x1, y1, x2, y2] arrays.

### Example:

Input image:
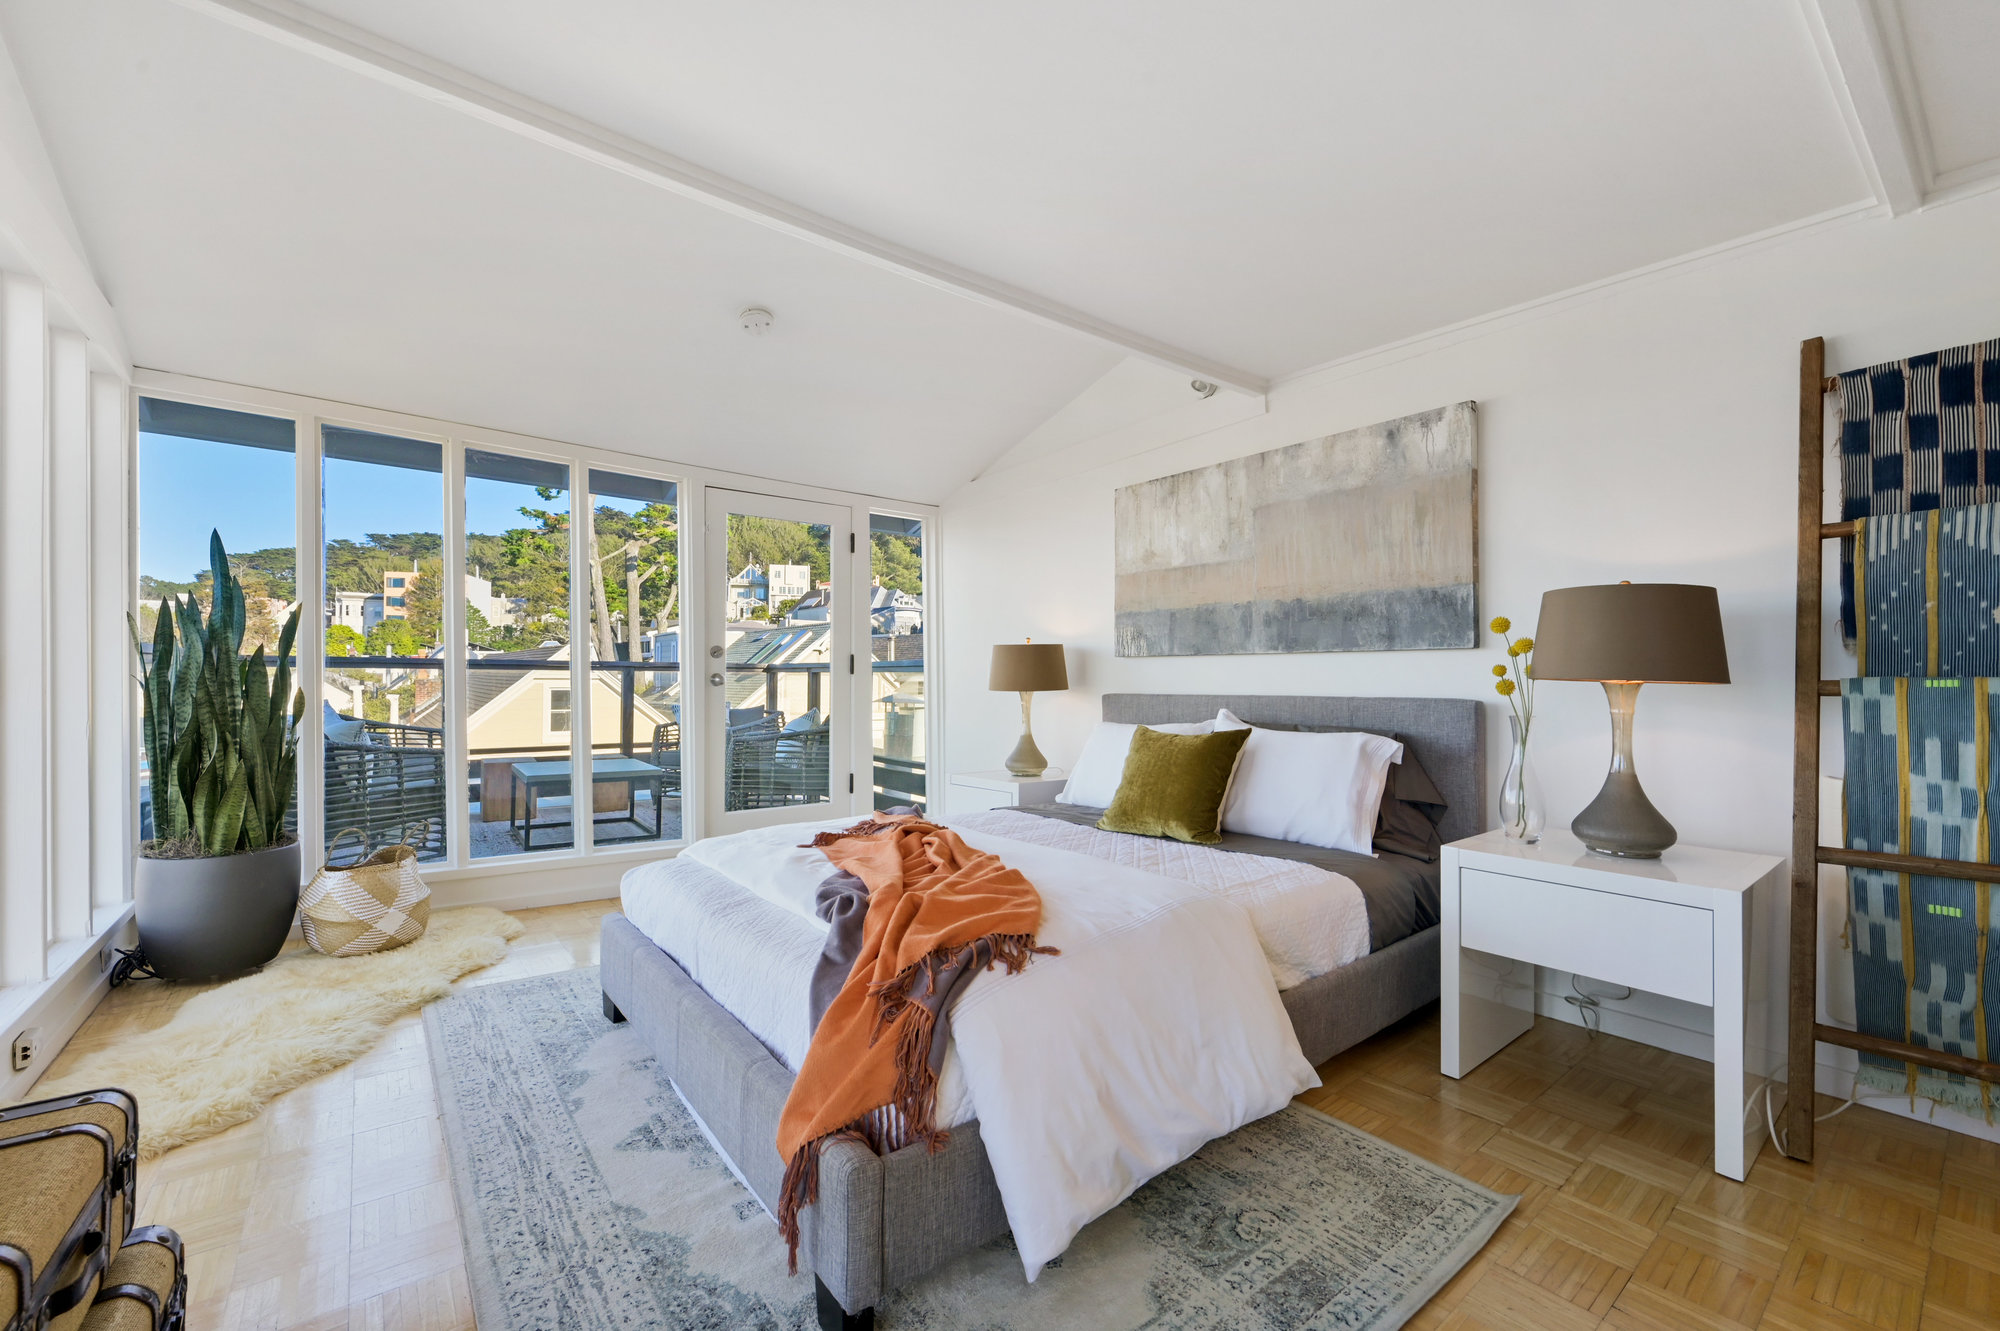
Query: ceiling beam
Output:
[[170, 0, 1269, 397], [1799, 0, 1928, 215]]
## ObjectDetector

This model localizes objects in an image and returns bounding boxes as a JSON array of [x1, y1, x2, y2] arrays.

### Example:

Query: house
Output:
[[377, 566, 519, 627], [725, 562, 810, 620], [869, 582, 922, 636], [14, 6, 2000, 1327], [407, 642, 669, 769], [783, 584, 832, 624], [327, 589, 382, 635]]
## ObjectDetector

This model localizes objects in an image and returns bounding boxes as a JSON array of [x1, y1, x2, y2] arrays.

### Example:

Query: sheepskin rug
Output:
[[37, 906, 523, 1158]]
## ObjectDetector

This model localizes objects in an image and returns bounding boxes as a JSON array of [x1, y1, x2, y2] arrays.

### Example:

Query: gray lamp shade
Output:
[[1532, 584, 1730, 685], [989, 643, 1068, 693]]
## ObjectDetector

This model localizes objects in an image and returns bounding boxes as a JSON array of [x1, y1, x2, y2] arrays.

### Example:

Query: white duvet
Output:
[[629, 812, 1329, 1279]]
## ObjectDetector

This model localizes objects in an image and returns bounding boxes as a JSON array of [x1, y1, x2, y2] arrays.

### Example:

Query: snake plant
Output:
[[131, 531, 304, 855]]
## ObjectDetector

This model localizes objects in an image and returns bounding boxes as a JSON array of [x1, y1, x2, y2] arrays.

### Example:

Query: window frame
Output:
[[130, 369, 944, 900], [545, 683, 573, 739]]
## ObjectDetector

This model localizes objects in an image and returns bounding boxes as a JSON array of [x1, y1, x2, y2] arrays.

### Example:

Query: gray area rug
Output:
[[427, 968, 1514, 1330]]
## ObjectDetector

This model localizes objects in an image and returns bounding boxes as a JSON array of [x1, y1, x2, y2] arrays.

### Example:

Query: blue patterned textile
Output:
[[1850, 502, 2000, 676], [1837, 340, 2000, 643], [1842, 678, 2000, 1112]]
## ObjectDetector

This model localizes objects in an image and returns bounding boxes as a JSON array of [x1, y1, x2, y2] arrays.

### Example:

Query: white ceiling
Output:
[[284, 0, 1869, 379], [2, 1, 1995, 500], [0, 0, 1121, 502]]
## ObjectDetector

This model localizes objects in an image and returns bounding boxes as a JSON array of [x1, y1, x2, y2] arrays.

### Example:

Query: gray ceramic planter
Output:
[[133, 839, 302, 980]]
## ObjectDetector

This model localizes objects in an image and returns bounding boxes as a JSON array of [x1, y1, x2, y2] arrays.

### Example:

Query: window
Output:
[[322, 426, 446, 861], [137, 399, 299, 843], [466, 448, 571, 858], [586, 469, 681, 843], [870, 513, 927, 811], [130, 381, 934, 880]]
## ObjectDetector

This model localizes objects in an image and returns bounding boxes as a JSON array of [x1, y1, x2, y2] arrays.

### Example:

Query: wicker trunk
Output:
[[0, 1089, 138, 1331], [1, 1090, 186, 1331]]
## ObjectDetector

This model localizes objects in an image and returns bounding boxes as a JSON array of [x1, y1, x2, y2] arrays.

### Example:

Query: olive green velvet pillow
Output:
[[1097, 725, 1252, 844]]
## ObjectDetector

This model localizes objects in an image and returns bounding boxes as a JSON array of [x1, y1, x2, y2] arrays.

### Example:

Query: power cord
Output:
[[1747, 1065, 1931, 1156], [1563, 975, 1633, 1035]]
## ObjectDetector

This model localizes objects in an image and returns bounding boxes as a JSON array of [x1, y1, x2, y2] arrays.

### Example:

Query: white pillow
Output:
[[1054, 719, 1215, 807], [1213, 708, 1403, 854]]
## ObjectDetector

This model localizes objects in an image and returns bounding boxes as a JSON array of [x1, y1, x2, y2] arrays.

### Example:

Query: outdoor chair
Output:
[[723, 714, 830, 811], [649, 721, 682, 795], [324, 715, 446, 859]]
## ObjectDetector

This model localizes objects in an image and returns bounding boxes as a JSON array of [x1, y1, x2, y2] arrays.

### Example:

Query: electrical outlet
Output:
[[98, 943, 114, 974], [9, 1027, 40, 1072]]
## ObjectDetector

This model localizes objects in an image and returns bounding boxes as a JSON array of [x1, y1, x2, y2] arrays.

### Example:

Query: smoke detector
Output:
[[739, 306, 774, 336]]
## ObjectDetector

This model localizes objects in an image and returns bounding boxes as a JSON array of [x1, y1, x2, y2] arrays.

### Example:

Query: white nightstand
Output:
[[948, 769, 1069, 810], [1440, 828, 1782, 1181]]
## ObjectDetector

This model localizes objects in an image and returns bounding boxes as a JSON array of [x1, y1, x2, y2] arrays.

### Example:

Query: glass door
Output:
[[703, 489, 853, 834]]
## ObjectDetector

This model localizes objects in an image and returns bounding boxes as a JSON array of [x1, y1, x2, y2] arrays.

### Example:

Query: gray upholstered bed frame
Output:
[[599, 693, 1482, 1330]]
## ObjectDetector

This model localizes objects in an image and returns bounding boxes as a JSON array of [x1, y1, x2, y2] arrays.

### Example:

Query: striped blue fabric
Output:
[[1838, 340, 2000, 642], [1841, 678, 2000, 1113], [1851, 502, 2000, 677]]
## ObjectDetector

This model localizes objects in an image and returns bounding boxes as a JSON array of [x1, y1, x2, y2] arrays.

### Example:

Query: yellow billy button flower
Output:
[[1506, 643, 1522, 657], [1495, 679, 1517, 696], [1490, 616, 1511, 634], [1525, 664, 1535, 679], [1492, 664, 1507, 677], [1513, 637, 1534, 654]]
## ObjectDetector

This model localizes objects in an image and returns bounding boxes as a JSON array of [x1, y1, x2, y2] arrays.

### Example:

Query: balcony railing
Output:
[[141, 653, 927, 847]]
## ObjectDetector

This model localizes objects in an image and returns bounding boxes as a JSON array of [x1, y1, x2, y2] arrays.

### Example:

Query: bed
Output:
[[598, 692, 1482, 1330]]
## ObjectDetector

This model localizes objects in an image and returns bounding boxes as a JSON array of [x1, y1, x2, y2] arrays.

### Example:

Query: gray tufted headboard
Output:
[[1101, 693, 1485, 847]]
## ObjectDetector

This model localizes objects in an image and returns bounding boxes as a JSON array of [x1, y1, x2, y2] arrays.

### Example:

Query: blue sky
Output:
[[139, 433, 591, 584]]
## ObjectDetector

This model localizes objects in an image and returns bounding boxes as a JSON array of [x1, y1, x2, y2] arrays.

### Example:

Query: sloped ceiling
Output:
[[3, 1, 1993, 498]]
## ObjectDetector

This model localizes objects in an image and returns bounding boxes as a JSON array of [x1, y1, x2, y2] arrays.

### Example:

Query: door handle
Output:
[[709, 672, 724, 686]]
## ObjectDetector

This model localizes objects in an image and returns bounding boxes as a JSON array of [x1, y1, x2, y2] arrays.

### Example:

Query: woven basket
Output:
[[301, 826, 432, 957]]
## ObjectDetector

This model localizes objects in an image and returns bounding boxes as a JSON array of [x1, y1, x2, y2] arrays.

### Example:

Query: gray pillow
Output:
[[324, 701, 368, 746]]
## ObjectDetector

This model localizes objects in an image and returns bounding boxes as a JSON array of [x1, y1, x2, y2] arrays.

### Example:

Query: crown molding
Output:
[[169, 0, 1270, 397]]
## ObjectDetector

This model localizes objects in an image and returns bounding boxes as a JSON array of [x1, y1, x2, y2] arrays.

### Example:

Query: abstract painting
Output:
[[1115, 402, 1477, 656]]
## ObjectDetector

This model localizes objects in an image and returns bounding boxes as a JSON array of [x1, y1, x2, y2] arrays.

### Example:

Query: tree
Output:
[[727, 515, 830, 585], [325, 624, 363, 657], [324, 533, 438, 595], [871, 531, 922, 595], [586, 501, 678, 660], [774, 597, 800, 619], [365, 617, 421, 659], [402, 556, 445, 648], [497, 490, 573, 639]]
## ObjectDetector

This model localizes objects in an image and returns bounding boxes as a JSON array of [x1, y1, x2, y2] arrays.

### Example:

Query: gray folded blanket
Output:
[[804, 808, 990, 1083]]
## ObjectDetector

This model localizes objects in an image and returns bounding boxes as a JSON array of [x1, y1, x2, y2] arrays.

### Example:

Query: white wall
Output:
[[939, 187, 2000, 1131], [0, 25, 133, 1101]]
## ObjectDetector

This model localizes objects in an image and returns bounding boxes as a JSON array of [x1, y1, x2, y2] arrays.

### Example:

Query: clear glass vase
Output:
[[1499, 716, 1545, 842]]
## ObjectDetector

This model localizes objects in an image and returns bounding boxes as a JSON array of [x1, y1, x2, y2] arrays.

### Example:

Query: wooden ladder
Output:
[[1787, 335, 2000, 1160]]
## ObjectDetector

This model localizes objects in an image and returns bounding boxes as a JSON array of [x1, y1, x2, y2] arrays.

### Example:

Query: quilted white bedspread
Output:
[[947, 810, 1370, 988]]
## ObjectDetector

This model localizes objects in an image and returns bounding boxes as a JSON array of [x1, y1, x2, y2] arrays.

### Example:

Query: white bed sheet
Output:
[[624, 814, 1332, 1279]]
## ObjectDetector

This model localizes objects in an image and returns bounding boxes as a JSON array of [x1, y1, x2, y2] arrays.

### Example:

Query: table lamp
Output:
[[989, 641, 1068, 777], [1532, 583, 1729, 858]]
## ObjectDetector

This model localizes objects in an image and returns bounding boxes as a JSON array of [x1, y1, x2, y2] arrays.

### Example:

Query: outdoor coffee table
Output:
[[508, 757, 667, 852]]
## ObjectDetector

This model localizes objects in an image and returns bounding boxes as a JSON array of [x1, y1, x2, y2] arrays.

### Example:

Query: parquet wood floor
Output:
[[41, 898, 2000, 1329]]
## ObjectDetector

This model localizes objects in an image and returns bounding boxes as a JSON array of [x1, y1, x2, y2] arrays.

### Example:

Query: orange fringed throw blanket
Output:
[[775, 816, 1057, 1269]]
